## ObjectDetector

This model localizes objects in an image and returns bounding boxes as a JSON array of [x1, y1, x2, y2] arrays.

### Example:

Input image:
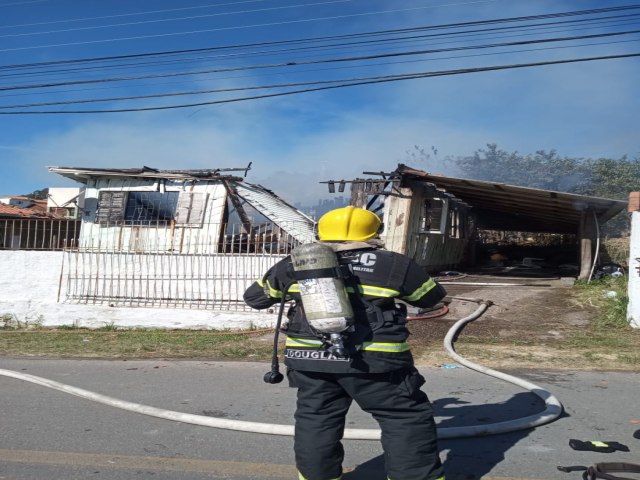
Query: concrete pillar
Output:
[[578, 209, 596, 280], [628, 192, 640, 328]]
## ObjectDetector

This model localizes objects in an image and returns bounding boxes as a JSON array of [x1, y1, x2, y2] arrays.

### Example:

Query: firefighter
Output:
[[243, 206, 447, 480]]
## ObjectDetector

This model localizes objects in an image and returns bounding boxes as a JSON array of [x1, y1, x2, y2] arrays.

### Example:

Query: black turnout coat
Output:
[[243, 242, 446, 373]]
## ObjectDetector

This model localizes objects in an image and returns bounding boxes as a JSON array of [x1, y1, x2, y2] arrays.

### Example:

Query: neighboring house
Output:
[[0, 196, 76, 249], [0, 195, 49, 213], [47, 187, 83, 219]]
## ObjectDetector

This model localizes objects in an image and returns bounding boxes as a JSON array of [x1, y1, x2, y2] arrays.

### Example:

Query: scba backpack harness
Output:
[[263, 243, 356, 384]]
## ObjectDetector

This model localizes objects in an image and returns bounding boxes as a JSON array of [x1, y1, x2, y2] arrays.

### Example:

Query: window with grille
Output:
[[95, 191, 207, 226], [124, 191, 179, 225]]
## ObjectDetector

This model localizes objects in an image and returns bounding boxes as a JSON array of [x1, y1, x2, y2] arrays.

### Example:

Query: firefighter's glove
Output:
[[569, 439, 630, 453]]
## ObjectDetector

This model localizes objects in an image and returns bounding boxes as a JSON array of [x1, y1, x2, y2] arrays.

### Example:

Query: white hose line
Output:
[[441, 302, 563, 438], [0, 303, 563, 440]]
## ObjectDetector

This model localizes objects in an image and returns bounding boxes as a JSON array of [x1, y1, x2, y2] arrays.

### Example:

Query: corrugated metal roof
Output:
[[397, 164, 628, 233], [48, 166, 245, 182], [232, 182, 316, 243]]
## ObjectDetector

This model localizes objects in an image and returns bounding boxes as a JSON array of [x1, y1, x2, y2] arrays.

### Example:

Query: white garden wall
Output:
[[628, 211, 640, 328], [0, 250, 280, 330]]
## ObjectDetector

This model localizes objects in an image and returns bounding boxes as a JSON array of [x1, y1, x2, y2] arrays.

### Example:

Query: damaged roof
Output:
[[48, 164, 316, 242], [397, 164, 628, 234], [47, 165, 250, 182], [233, 182, 316, 243]]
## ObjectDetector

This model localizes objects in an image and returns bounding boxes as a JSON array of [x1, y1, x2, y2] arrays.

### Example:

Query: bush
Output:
[[601, 237, 631, 267]]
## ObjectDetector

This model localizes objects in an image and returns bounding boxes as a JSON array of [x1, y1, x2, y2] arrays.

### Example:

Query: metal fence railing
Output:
[[61, 250, 284, 310], [0, 218, 81, 250], [0, 219, 313, 310], [74, 220, 307, 255], [0, 219, 311, 254], [55, 220, 315, 309]]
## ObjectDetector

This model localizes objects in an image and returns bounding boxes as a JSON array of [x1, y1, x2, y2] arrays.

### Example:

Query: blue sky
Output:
[[0, 0, 638, 204]]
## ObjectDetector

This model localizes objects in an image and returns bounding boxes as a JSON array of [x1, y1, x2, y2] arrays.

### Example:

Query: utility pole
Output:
[[628, 192, 640, 328]]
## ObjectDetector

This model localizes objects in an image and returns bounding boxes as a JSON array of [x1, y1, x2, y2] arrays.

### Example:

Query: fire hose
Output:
[[0, 301, 563, 440]]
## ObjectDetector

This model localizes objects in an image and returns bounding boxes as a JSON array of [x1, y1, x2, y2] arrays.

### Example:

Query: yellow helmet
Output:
[[317, 206, 381, 242]]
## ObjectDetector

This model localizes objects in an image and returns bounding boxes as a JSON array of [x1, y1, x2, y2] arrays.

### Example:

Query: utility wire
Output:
[[2, 36, 638, 100], [0, 0, 580, 53], [1, 53, 637, 114], [0, 0, 47, 7], [3, 39, 639, 109], [0, 0, 265, 29], [0, 0, 357, 39], [1, 5, 636, 68], [7, 17, 640, 85], [1, 29, 637, 92], [3, 13, 638, 80]]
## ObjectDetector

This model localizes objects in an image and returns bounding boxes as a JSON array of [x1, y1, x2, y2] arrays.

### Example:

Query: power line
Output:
[[3, 12, 638, 81], [3, 14, 638, 83], [3, 40, 639, 109], [0, 0, 514, 53], [0, 0, 265, 29], [1, 5, 636, 69], [1, 36, 637, 100], [0, 0, 47, 7], [1, 53, 637, 114], [2, 29, 637, 92], [0, 0, 357, 39]]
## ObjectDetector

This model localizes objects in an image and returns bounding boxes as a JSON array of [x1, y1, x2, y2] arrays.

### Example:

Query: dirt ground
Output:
[[405, 272, 638, 370]]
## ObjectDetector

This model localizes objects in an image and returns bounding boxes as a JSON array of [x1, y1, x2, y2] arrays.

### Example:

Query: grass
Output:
[[1, 276, 638, 370], [562, 276, 640, 367], [0, 328, 275, 360], [568, 276, 639, 351]]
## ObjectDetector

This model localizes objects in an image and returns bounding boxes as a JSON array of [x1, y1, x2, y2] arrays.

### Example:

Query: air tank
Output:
[[291, 242, 354, 334]]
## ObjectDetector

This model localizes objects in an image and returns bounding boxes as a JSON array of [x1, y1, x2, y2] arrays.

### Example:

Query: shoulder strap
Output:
[[292, 265, 352, 281]]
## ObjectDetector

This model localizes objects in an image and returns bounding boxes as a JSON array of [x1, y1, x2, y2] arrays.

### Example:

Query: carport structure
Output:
[[396, 164, 628, 279]]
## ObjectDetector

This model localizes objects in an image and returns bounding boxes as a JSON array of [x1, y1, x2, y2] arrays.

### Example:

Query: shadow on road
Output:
[[344, 391, 566, 480]]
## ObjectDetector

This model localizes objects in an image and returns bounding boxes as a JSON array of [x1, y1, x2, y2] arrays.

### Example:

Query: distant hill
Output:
[[23, 188, 49, 200]]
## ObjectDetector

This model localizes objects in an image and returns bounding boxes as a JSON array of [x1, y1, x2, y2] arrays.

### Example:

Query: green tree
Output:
[[409, 144, 640, 236]]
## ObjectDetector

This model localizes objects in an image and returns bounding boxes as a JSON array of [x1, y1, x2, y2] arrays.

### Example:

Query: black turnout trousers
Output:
[[288, 368, 445, 480]]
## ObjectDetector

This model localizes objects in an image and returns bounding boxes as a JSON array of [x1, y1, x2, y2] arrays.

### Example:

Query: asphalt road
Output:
[[0, 359, 638, 480]]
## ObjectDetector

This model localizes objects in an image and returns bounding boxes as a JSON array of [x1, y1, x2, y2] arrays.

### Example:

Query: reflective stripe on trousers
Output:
[[298, 471, 342, 480], [388, 477, 445, 480]]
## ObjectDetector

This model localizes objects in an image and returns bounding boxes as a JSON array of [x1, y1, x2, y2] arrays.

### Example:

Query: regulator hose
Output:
[[0, 302, 563, 440]]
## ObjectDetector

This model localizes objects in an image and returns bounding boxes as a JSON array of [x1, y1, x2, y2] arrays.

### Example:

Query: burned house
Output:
[[48, 165, 315, 310], [48, 165, 315, 254], [324, 164, 628, 278]]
